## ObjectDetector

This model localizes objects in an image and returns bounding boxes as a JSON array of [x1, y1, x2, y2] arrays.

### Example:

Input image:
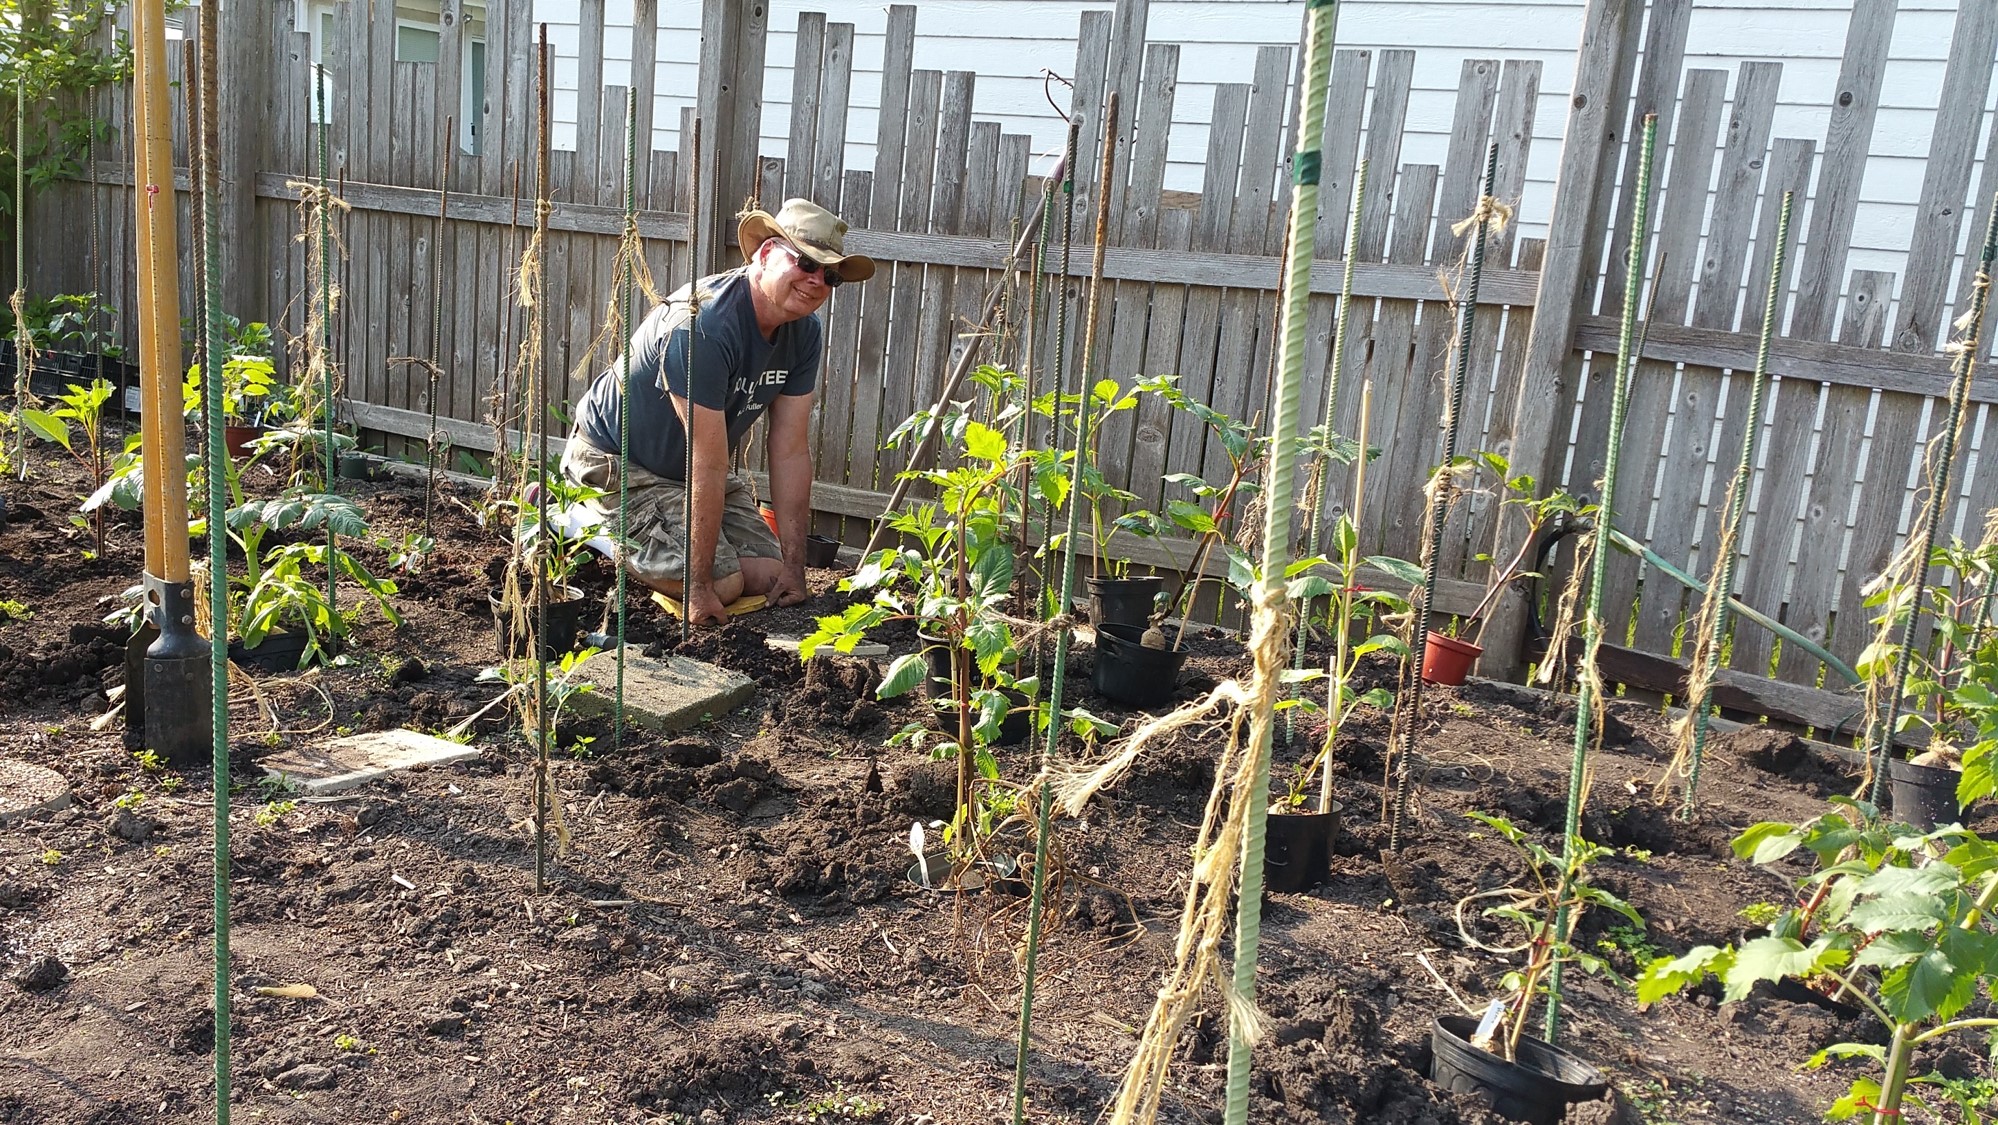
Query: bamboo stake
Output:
[[1288, 159, 1368, 741], [1010, 110, 1089, 1125], [1547, 114, 1659, 1044], [1677, 193, 1793, 816], [1388, 139, 1501, 853], [1321, 378, 1372, 813]]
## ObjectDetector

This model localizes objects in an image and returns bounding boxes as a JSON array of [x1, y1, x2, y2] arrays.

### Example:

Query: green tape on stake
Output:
[[1293, 151, 1321, 186], [1307, 0, 1335, 8]]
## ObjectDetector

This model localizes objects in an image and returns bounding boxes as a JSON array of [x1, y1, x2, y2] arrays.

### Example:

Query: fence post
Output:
[[697, 0, 769, 275], [218, 0, 273, 320], [1478, 0, 1640, 680]]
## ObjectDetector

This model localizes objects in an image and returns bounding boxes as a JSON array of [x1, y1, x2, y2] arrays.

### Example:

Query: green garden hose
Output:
[[1549, 114, 1657, 1044], [1224, 4, 1337, 1121]]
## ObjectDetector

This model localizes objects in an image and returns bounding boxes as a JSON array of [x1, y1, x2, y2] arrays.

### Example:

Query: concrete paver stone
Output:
[[261, 729, 484, 794], [564, 650, 753, 734]]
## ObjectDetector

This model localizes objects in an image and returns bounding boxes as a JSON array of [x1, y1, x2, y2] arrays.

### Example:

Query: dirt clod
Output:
[[13, 955, 67, 993]]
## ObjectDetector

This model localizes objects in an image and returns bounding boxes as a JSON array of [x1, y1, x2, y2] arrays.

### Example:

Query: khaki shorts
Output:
[[560, 438, 781, 587]]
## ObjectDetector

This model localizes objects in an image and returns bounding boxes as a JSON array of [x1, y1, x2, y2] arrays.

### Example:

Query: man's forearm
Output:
[[687, 458, 730, 590], [771, 448, 812, 569]]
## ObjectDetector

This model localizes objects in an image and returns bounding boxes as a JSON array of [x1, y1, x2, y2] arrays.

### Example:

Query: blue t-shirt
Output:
[[573, 269, 821, 480]]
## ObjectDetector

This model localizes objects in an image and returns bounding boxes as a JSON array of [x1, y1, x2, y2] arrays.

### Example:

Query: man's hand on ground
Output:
[[685, 583, 731, 626], [768, 565, 811, 608]]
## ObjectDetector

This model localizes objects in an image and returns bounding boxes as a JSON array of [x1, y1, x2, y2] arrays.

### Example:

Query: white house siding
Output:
[[510, 0, 1988, 327]]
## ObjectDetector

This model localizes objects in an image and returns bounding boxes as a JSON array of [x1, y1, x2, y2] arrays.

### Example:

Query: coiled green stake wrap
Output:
[[1868, 196, 1998, 806], [615, 87, 638, 751], [1010, 111, 1083, 1125], [1548, 113, 1658, 1044], [195, 5, 233, 1117], [1224, 2, 1337, 1122], [1679, 193, 1792, 817], [1387, 138, 1499, 853]]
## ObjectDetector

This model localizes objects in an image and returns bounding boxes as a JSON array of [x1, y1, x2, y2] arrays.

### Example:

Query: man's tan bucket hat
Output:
[[737, 198, 877, 282]]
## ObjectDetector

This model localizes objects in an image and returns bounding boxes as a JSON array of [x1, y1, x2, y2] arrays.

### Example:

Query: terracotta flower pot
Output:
[[1422, 631, 1483, 686]]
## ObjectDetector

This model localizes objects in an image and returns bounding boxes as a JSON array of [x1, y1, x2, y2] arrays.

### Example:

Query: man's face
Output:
[[754, 239, 836, 322]]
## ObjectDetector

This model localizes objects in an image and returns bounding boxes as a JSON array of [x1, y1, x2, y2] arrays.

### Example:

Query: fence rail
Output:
[[13, 0, 1998, 709]]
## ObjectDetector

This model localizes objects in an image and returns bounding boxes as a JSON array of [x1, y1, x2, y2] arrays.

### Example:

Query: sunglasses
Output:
[[772, 240, 844, 288]]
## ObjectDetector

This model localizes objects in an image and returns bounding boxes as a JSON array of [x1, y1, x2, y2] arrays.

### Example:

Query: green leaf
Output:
[[1286, 575, 1335, 601], [1635, 945, 1730, 1005], [1855, 930, 1934, 970], [1880, 949, 1956, 1024], [1364, 556, 1423, 587], [1856, 862, 1963, 900], [1826, 1077, 1883, 1121], [962, 420, 1006, 464], [1804, 1043, 1886, 1070], [1165, 499, 1217, 536], [1721, 937, 1848, 1002], [877, 653, 927, 699], [1847, 892, 1953, 934], [1733, 822, 1806, 865], [20, 409, 71, 449]]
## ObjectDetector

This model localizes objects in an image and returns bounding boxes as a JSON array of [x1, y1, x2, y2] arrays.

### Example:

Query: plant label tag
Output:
[[1470, 998, 1506, 1052]]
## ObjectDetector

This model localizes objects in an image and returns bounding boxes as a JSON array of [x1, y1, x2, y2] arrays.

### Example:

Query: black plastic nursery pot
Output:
[[1888, 757, 1970, 831], [1086, 574, 1165, 629], [1429, 1015, 1608, 1125], [490, 586, 588, 663], [919, 635, 1033, 747], [227, 629, 322, 673], [1092, 622, 1188, 708], [804, 533, 842, 569], [1264, 803, 1340, 894], [336, 453, 392, 482]]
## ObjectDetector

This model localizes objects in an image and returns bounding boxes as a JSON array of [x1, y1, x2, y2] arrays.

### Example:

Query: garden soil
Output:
[[2, 443, 1991, 1124]]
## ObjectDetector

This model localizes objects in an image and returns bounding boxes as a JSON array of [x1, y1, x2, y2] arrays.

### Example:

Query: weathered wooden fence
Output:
[[15, 0, 1998, 717]]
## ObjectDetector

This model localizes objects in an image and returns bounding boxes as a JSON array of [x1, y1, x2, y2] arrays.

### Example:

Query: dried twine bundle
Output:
[[1655, 461, 1750, 799], [1052, 583, 1293, 1125]]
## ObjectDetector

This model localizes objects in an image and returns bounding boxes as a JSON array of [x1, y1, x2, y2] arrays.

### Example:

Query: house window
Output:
[[396, 21, 440, 63]]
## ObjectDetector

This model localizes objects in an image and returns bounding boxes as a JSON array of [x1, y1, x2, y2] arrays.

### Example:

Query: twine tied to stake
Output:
[[1450, 195, 1514, 240]]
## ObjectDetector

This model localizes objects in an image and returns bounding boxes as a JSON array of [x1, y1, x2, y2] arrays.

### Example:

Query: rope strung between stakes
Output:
[[1223, 5, 1337, 1120], [1547, 113, 1658, 1045], [1668, 192, 1792, 817], [1010, 109, 1088, 1125], [195, 4, 233, 1116], [1288, 158, 1367, 744], [1388, 138, 1501, 853], [1865, 195, 1998, 806]]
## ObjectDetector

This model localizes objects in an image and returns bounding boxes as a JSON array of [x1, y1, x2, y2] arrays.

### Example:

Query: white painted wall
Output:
[[507, 0, 1990, 315]]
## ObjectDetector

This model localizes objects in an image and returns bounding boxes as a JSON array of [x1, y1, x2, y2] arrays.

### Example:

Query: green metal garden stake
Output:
[[13, 73, 26, 480], [1548, 114, 1659, 1045], [316, 65, 337, 620], [1680, 193, 1792, 817], [1868, 196, 1998, 806], [616, 86, 637, 751], [195, 9, 233, 1118], [1224, 4, 1338, 1122], [1388, 139, 1500, 853], [1010, 109, 1087, 1125], [533, 27, 553, 895]]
